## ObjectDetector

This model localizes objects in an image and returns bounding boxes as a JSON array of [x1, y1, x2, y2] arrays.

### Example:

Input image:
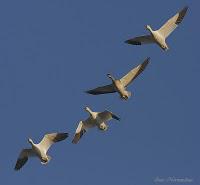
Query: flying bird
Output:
[[125, 6, 188, 50], [86, 57, 150, 100], [72, 107, 120, 144], [15, 132, 68, 170]]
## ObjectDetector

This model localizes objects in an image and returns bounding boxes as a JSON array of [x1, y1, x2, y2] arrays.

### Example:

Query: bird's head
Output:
[[107, 73, 112, 78], [146, 25, 152, 32], [107, 73, 115, 81], [84, 106, 91, 112], [28, 138, 33, 144]]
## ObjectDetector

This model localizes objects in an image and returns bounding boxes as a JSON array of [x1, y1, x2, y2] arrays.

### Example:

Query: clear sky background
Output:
[[0, 0, 199, 184]]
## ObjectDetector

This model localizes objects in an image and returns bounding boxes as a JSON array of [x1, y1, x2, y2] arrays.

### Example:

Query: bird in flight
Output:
[[86, 57, 150, 100], [125, 6, 188, 50], [15, 132, 68, 170], [72, 107, 120, 144]]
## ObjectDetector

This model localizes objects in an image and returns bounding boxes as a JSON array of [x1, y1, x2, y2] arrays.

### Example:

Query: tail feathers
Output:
[[41, 161, 48, 165], [120, 91, 132, 100], [41, 156, 51, 165]]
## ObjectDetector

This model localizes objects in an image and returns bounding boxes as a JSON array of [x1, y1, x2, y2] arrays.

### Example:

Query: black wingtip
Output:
[[85, 90, 92, 94], [54, 132, 69, 142], [85, 90, 99, 95], [181, 6, 189, 17], [176, 6, 189, 25], [112, 114, 120, 121], [182, 6, 189, 15], [124, 40, 130, 44], [183, 5, 189, 11], [72, 135, 78, 144], [145, 57, 151, 64], [142, 57, 150, 66], [125, 39, 141, 45], [72, 139, 77, 144], [14, 166, 21, 171], [60, 132, 69, 138], [145, 57, 150, 62]]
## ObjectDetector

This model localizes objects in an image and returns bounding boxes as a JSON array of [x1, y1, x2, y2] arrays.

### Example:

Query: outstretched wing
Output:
[[38, 133, 68, 153], [15, 149, 35, 170], [125, 35, 154, 45], [98, 110, 120, 122], [72, 121, 87, 144], [120, 57, 150, 87], [86, 84, 116, 95], [158, 6, 188, 38], [72, 118, 96, 144]]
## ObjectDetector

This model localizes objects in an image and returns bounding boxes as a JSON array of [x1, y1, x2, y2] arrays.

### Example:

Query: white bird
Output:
[[86, 57, 149, 100], [72, 107, 120, 144], [125, 6, 188, 50], [15, 132, 68, 170]]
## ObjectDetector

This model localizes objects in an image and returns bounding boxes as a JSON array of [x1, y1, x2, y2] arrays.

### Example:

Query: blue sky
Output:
[[0, 0, 199, 184]]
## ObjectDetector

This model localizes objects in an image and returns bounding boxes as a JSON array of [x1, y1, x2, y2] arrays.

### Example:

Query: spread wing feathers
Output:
[[120, 57, 150, 87], [125, 35, 154, 45], [72, 121, 89, 144], [38, 133, 68, 153], [158, 6, 188, 38], [15, 149, 35, 170], [98, 110, 120, 122], [86, 84, 116, 95]]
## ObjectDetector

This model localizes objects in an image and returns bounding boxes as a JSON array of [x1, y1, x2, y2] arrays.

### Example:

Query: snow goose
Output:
[[72, 107, 120, 144], [86, 57, 150, 100], [125, 6, 188, 50], [15, 132, 68, 170]]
